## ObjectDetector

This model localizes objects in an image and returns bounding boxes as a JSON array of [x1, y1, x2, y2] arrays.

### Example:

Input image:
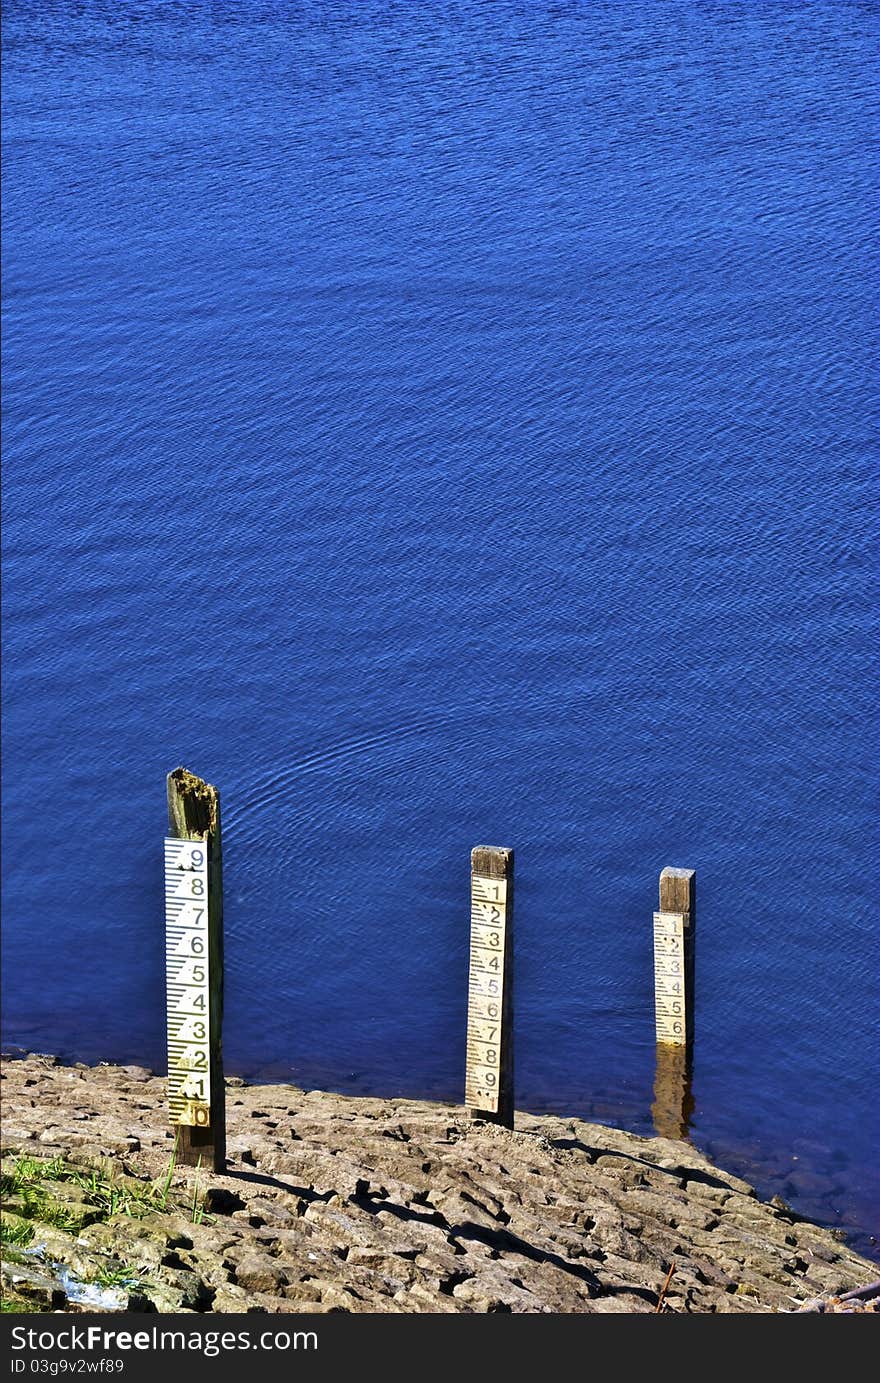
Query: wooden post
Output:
[[465, 846, 514, 1129], [653, 866, 696, 1049], [651, 1042, 695, 1141], [165, 767, 225, 1170]]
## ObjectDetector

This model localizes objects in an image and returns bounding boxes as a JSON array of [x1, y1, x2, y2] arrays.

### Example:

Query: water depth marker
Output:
[[653, 866, 696, 1048], [465, 845, 514, 1129], [165, 767, 226, 1170]]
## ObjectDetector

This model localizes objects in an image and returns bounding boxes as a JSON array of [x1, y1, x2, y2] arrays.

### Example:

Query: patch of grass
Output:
[[154, 1141, 178, 1212], [187, 1154, 210, 1226], [0, 1244, 32, 1266], [1, 1150, 211, 1236], [0, 1156, 68, 1198], [90, 1264, 140, 1290], [1, 1214, 35, 1247], [16, 1186, 85, 1232]]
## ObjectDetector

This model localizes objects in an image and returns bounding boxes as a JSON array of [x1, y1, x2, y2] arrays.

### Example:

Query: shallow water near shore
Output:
[[2, 3, 877, 1258]]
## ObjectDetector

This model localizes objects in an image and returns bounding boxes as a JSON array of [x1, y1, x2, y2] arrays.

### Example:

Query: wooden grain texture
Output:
[[466, 845, 514, 1129], [659, 867, 696, 919], [166, 767, 226, 1171]]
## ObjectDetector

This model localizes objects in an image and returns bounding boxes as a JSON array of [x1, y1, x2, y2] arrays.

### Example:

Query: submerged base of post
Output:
[[465, 845, 514, 1130], [652, 1042, 695, 1141], [166, 767, 226, 1171]]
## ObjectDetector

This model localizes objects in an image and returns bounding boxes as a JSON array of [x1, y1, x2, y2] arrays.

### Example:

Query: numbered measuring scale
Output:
[[164, 838, 212, 1126], [653, 909, 689, 1045], [465, 874, 508, 1112]]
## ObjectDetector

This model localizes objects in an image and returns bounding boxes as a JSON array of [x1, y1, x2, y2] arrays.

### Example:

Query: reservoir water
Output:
[[2, 1, 877, 1257]]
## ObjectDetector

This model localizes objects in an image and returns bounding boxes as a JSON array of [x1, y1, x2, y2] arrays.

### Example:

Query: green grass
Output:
[[1, 1215, 35, 1247], [89, 1264, 140, 1290], [1, 1148, 211, 1238], [155, 1141, 177, 1211], [0, 1155, 68, 1195], [0, 1156, 203, 1313], [188, 1154, 208, 1225], [13, 1186, 86, 1232]]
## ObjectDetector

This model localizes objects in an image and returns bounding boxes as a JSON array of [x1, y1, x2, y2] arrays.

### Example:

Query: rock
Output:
[[398, 1281, 461, 1312], [591, 1223, 655, 1263], [450, 1266, 541, 1313], [591, 1292, 655, 1313], [798, 1238, 837, 1264], [139, 1280, 192, 1313], [211, 1282, 254, 1311], [2, 1054, 877, 1316], [346, 1247, 419, 1286], [126, 1292, 157, 1312], [154, 1267, 214, 1310], [431, 1189, 503, 1231], [1, 1261, 68, 1310], [241, 1196, 296, 1228], [205, 1187, 247, 1215], [233, 1252, 289, 1294]]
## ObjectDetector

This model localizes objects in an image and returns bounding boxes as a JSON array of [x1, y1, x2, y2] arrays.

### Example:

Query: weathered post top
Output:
[[167, 766, 220, 839], [659, 866, 696, 918]]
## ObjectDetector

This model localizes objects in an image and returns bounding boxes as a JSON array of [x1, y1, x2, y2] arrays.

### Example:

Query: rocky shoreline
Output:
[[1, 1053, 877, 1315]]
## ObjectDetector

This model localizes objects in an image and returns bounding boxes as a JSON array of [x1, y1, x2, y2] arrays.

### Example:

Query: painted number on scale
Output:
[[654, 910, 687, 1045], [165, 838, 211, 1126], [466, 875, 507, 1112]]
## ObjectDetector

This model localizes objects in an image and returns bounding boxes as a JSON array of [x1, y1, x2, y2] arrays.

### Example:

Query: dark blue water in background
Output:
[[3, 2, 878, 1258]]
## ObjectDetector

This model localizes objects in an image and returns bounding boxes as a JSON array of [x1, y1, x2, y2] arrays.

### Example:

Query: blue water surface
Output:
[[2, 1, 878, 1258]]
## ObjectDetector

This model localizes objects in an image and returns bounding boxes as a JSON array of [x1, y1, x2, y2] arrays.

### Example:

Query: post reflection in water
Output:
[[652, 1043, 695, 1143]]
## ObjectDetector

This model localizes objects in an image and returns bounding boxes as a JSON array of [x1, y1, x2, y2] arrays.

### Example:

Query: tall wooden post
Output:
[[465, 846, 514, 1129], [653, 866, 696, 1049], [165, 767, 225, 1171]]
